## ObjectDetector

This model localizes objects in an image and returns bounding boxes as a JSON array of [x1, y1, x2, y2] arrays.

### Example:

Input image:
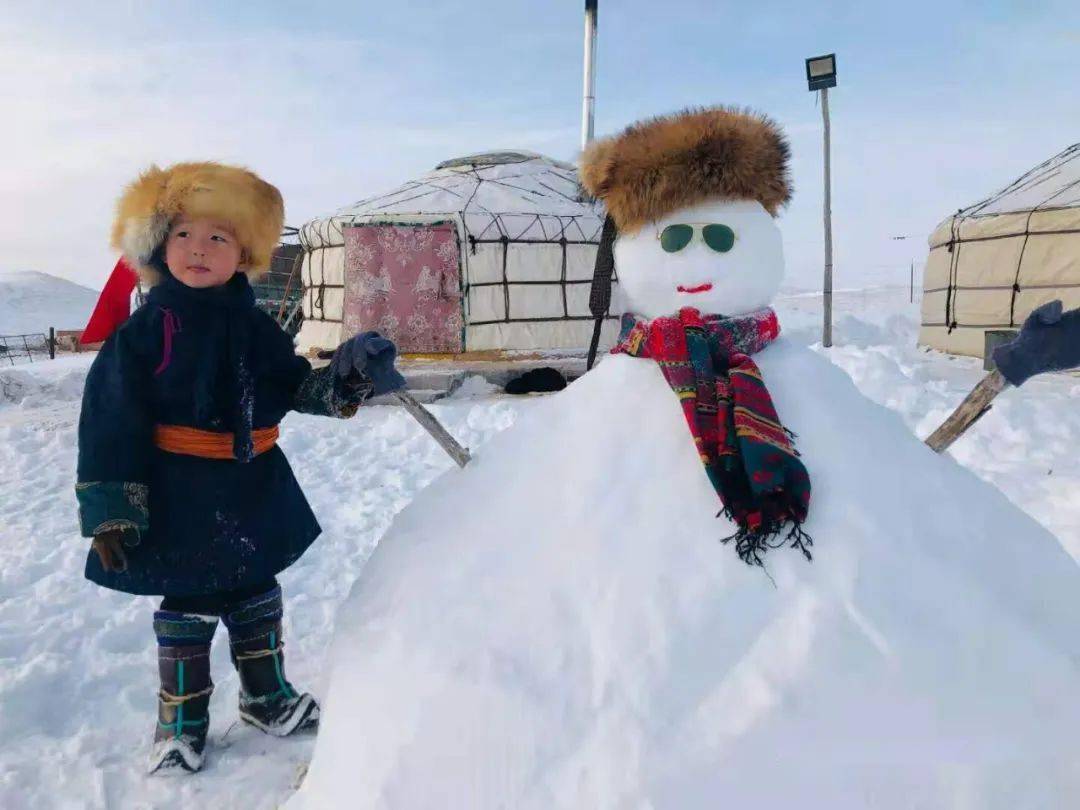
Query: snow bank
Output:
[[0, 270, 98, 335], [0, 355, 94, 409], [447, 374, 503, 400], [776, 288, 1080, 564], [293, 341, 1080, 809]]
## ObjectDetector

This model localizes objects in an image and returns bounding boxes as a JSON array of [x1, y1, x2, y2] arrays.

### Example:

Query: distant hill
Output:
[[0, 271, 99, 335]]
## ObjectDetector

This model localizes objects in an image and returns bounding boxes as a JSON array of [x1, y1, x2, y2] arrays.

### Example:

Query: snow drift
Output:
[[292, 340, 1080, 809]]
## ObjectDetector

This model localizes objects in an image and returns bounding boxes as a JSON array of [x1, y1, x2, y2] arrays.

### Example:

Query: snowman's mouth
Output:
[[677, 283, 713, 294]]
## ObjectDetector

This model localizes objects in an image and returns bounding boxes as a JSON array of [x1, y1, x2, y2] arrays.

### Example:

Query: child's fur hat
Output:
[[580, 106, 792, 232], [111, 161, 285, 286]]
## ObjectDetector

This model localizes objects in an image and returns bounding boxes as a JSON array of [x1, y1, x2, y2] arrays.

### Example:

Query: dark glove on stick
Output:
[[92, 529, 130, 573], [330, 330, 407, 395], [992, 300, 1080, 387]]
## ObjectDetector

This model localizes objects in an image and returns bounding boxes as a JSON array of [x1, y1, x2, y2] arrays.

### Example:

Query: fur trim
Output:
[[579, 106, 792, 232], [111, 162, 285, 286]]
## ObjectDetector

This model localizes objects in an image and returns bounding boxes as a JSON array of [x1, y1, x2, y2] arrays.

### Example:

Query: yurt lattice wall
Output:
[[920, 144, 1080, 358]]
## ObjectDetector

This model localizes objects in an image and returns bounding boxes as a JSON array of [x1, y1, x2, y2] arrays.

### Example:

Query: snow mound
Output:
[[447, 374, 502, 400], [0, 356, 94, 409], [0, 270, 98, 335], [293, 341, 1080, 809]]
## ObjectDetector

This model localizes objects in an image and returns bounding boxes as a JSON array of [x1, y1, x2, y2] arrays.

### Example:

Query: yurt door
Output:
[[342, 223, 464, 353]]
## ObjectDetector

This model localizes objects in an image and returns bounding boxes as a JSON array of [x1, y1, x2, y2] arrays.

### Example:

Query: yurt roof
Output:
[[959, 143, 1080, 218], [300, 151, 604, 247]]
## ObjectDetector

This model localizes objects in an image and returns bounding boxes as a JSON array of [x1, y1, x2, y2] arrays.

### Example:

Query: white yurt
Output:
[[920, 143, 1080, 358], [295, 151, 618, 357]]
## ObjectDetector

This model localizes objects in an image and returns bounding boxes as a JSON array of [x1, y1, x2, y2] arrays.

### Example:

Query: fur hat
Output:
[[579, 106, 792, 232], [111, 161, 285, 286]]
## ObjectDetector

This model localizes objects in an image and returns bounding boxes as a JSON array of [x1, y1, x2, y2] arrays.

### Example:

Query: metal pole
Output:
[[821, 86, 833, 348], [581, 0, 598, 151], [49, 327, 55, 360], [910, 260, 915, 304]]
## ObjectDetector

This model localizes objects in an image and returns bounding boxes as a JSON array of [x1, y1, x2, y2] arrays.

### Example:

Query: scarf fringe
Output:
[[719, 509, 814, 567]]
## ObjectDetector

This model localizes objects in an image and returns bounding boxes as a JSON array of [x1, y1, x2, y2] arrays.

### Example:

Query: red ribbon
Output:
[[154, 308, 182, 376]]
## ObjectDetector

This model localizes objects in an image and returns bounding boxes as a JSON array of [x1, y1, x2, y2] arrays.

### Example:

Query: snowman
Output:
[[291, 108, 1080, 809]]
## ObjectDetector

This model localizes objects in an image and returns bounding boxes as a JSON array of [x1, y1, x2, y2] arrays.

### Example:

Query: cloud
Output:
[[0, 16, 575, 288]]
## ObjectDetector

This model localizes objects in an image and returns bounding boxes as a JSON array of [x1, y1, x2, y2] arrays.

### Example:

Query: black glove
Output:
[[92, 529, 130, 573], [993, 300, 1080, 387], [330, 331, 406, 395]]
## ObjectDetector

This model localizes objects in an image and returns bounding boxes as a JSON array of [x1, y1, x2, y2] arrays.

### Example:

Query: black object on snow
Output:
[[504, 367, 568, 395]]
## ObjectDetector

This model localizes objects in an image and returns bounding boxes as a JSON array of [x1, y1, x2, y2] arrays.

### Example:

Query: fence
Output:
[[0, 333, 49, 365], [5, 232, 306, 364]]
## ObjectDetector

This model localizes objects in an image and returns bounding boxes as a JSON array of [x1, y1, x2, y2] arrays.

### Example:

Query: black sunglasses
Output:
[[657, 223, 736, 254]]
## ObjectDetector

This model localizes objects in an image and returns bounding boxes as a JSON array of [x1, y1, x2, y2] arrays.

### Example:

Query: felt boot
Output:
[[223, 586, 318, 736], [148, 611, 217, 774]]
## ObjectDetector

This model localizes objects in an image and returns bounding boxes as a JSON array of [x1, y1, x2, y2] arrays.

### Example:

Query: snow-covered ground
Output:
[[781, 288, 1080, 562], [1, 287, 1078, 808]]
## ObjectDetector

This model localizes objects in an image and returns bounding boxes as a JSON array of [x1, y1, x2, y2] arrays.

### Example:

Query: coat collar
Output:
[[148, 271, 255, 312]]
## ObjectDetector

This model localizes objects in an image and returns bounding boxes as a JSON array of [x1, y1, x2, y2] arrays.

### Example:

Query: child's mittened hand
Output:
[[331, 331, 407, 396], [92, 530, 130, 573], [993, 300, 1080, 387]]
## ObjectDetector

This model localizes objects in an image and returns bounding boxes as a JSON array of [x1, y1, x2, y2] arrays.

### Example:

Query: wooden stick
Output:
[[314, 348, 472, 468], [393, 391, 472, 468], [925, 369, 1009, 453]]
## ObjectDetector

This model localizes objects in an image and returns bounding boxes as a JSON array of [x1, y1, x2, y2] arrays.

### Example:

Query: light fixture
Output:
[[805, 54, 837, 92]]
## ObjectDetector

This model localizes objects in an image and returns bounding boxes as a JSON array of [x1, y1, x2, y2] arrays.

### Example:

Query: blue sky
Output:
[[2, 0, 1078, 292]]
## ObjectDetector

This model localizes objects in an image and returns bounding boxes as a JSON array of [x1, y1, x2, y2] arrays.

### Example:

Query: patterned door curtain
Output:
[[343, 223, 465, 353]]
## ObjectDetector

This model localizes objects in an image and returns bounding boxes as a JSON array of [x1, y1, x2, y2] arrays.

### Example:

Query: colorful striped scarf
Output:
[[613, 307, 812, 565]]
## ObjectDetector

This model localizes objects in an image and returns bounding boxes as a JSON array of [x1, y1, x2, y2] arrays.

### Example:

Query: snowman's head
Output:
[[580, 106, 792, 323], [613, 198, 785, 319]]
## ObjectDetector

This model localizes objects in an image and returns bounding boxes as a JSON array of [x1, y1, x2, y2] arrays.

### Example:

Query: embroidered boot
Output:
[[223, 586, 319, 736], [149, 611, 217, 774]]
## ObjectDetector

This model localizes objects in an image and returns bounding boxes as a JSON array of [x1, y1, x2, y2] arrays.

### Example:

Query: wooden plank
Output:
[[393, 391, 472, 468], [924, 369, 1008, 453]]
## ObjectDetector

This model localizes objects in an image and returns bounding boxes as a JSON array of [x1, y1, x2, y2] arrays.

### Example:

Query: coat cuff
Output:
[[75, 481, 150, 539], [294, 365, 374, 418]]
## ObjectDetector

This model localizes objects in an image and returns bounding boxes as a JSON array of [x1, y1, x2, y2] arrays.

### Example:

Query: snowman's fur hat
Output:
[[580, 106, 792, 232], [111, 161, 285, 286]]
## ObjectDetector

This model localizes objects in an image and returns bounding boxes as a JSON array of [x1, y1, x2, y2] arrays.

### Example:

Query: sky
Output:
[[1, 0, 1078, 294]]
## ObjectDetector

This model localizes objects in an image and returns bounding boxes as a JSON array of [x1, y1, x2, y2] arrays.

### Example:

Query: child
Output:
[[75, 162, 405, 774]]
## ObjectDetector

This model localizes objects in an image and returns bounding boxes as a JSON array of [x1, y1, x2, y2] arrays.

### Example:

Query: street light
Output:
[[806, 53, 837, 346]]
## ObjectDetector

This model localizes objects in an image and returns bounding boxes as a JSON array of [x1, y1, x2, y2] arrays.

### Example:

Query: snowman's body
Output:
[[292, 195, 1080, 809]]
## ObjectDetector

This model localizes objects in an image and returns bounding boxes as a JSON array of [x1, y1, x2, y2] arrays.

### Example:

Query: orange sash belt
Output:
[[154, 424, 279, 460]]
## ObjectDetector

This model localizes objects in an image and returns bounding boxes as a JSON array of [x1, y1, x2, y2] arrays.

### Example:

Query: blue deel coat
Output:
[[75, 272, 372, 596]]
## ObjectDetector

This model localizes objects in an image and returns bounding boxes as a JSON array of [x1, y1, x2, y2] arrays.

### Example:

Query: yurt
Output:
[[920, 143, 1080, 358], [295, 151, 617, 357]]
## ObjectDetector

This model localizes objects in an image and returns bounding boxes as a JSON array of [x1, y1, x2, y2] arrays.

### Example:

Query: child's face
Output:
[[164, 218, 243, 288]]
